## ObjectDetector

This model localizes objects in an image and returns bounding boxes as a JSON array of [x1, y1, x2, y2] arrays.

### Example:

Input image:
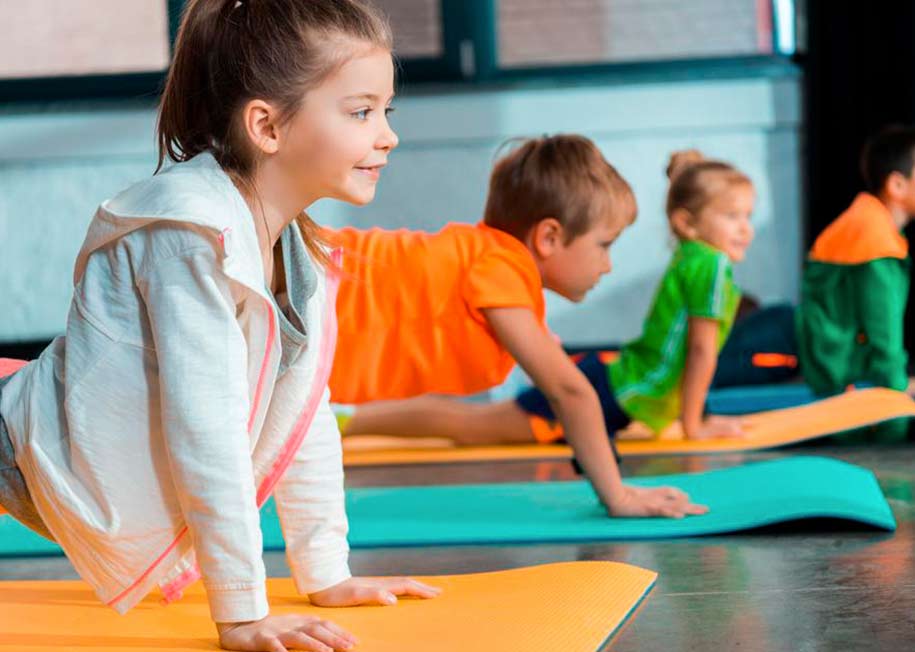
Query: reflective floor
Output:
[[3, 445, 914, 650]]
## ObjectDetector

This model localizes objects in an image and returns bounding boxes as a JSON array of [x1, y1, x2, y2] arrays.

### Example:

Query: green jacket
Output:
[[796, 256, 910, 395]]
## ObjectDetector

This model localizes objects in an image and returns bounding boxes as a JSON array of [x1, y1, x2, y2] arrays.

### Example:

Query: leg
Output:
[[344, 395, 537, 446]]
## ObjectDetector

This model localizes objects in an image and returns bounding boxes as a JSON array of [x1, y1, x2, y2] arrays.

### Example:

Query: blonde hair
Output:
[[484, 134, 637, 243], [665, 149, 752, 222]]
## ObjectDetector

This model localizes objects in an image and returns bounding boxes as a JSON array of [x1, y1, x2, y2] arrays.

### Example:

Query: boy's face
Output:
[[541, 215, 624, 302], [888, 165, 915, 219]]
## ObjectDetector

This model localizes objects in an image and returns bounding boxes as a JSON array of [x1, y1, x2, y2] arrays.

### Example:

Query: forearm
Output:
[[680, 347, 717, 437], [274, 392, 352, 595], [551, 386, 625, 509]]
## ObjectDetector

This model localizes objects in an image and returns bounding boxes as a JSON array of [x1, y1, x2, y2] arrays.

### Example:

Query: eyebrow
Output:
[[343, 93, 396, 103]]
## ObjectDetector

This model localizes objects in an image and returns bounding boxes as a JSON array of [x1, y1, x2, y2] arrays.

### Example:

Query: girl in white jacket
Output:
[[0, 1, 439, 650]]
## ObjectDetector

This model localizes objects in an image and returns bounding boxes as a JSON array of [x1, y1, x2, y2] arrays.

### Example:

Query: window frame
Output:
[[0, 0, 181, 104], [0, 0, 799, 104]]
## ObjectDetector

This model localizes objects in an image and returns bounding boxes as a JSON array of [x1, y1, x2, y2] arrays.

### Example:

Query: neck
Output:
[[876, 192, 910, 230], [238, 162, 319, 287], [249, 167, 320, 244]]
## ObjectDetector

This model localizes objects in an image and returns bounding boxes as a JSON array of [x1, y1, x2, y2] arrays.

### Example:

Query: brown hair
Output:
[[483, 134, 637, 243], [665, 149, 752, 224], [156, 0, 392, 265]]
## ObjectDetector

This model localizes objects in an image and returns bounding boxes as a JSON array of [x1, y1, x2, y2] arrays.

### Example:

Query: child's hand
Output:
[[606, 484, 709, 518], [308, 576, 442, 607], [216, 614, 356, 652], [690, 415, 746, 440]]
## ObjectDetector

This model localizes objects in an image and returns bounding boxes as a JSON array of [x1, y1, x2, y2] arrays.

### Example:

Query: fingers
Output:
[[649, 486, 708, 518], [260, 635, 289, 652], [279, 630, 333, 652], [314, 620, 358, 647], [300, 620, 357, 651], [384, 577, 442, 599], [352, 585, 397, 605], [684, 502, 710, 515]]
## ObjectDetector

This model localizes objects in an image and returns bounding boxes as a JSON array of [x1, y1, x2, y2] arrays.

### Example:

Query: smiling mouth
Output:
[[355, 163, 386, 172]]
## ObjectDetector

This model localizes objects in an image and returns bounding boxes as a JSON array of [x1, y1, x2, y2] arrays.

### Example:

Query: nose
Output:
[[602, 252, 612, 275], [377, 117, 399, 152]]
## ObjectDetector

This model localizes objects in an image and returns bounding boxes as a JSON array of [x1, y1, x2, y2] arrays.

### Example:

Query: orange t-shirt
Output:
[[327, 222, 545, 404]]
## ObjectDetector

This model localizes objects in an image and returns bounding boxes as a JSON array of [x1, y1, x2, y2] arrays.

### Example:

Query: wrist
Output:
[[681, 415, 702, 437]]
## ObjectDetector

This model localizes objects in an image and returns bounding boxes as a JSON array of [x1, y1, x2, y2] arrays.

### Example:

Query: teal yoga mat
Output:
[[0, 456, 895, 556]]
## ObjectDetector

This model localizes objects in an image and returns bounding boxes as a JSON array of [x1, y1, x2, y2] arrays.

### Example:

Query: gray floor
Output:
[[2, 445, 914, 650]]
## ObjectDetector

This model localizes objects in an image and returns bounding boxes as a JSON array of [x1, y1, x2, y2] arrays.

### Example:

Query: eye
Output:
[[385, 106, 396, 117], [352, 109, 370, 121]]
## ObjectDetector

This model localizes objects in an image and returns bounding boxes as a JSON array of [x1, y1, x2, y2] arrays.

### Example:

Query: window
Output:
[[497, 0, 774, 68], [0, 0, 798, 103], [0, 0, 170, 79], [0, 0, 180, 102]]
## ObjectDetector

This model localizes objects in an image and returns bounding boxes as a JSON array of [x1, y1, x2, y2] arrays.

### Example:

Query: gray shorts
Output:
[[0, 374, 54, 541]]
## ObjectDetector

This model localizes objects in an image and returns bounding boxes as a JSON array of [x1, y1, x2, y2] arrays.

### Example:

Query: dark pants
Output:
[[515, 352, 629, 469]]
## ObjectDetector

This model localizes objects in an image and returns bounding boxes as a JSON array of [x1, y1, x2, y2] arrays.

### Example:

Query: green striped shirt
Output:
[[609, 239, 741, 432]]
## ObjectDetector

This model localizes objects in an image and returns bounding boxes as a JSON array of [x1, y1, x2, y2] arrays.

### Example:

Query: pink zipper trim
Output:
[[110, 249, 341, 610], [248, 297, 278, 432], [108, 294, 278, 609], [159, 565, 201, 605], [106, 526, 188, 607], [257, 248, 341, 505]]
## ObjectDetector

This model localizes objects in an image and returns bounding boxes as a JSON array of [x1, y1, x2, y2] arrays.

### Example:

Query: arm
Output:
[[484, 306, 707, 518], [681, 317, 744, 440], [272, 390, 351, 594], [140, 247, 267, 623], [143, 245, 366, 652], [857, 260, 909, 391]]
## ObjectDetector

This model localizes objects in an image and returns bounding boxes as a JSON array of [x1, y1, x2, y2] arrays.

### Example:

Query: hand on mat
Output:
[[690, 415, 747, 440], [308, 576, 442, 607], [216, 613, 357, 652], [607, 484, 709, 519]]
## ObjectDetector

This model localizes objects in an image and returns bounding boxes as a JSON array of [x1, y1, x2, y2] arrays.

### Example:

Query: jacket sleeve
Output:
[[856, 259, 909, 391], [138, 244, 268, 623], [272, 388, 351, 595]]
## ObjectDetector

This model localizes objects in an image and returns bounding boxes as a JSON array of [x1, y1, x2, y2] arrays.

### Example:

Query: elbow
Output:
[[686, 341, 717, 362], [545, 377, 599, 412]]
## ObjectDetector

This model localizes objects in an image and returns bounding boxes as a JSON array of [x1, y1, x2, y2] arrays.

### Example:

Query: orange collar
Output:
[[809, 193, 908, 264]]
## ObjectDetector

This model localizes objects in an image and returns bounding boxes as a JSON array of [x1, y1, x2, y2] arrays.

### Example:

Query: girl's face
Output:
[[275, 46, 398, 206], [690, 182, 756, 262]]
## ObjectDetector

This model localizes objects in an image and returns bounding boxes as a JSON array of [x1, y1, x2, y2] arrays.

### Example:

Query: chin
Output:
[[338, 189, 376, 206]]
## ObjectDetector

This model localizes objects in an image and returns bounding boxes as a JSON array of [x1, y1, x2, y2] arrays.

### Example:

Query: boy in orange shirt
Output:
[[330, 135, 707, 519]]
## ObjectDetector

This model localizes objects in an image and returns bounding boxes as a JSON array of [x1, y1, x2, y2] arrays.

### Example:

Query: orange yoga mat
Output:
[[0, 562, 656, 652], [342, 387, 915, 466]]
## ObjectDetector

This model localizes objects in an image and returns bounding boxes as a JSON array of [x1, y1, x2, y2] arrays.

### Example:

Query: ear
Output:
[[884, 170, 909, 201], [529, 217, 565, 259], [240, 98, 281, 156], [670, 208, 697, 240]]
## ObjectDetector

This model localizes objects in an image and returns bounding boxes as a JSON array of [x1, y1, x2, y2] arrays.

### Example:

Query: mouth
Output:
[[354, 162, 386, 181]]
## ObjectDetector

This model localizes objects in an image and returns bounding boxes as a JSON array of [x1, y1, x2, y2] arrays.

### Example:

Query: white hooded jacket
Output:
[[0, 152, 350, 622]]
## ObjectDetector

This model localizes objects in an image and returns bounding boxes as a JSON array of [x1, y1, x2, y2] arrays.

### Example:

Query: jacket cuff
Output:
[[290, 552, 352, 595], [206, 583, 270, 624]]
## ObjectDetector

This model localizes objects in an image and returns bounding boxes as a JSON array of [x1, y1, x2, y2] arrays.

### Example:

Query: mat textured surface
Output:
[[0, 561, 656, 652], [341, 388, 915, 466], [325, 456, 895, 547]]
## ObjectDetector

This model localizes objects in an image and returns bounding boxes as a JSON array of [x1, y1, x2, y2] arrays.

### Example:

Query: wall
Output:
[[0, 71, 802, 347]]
